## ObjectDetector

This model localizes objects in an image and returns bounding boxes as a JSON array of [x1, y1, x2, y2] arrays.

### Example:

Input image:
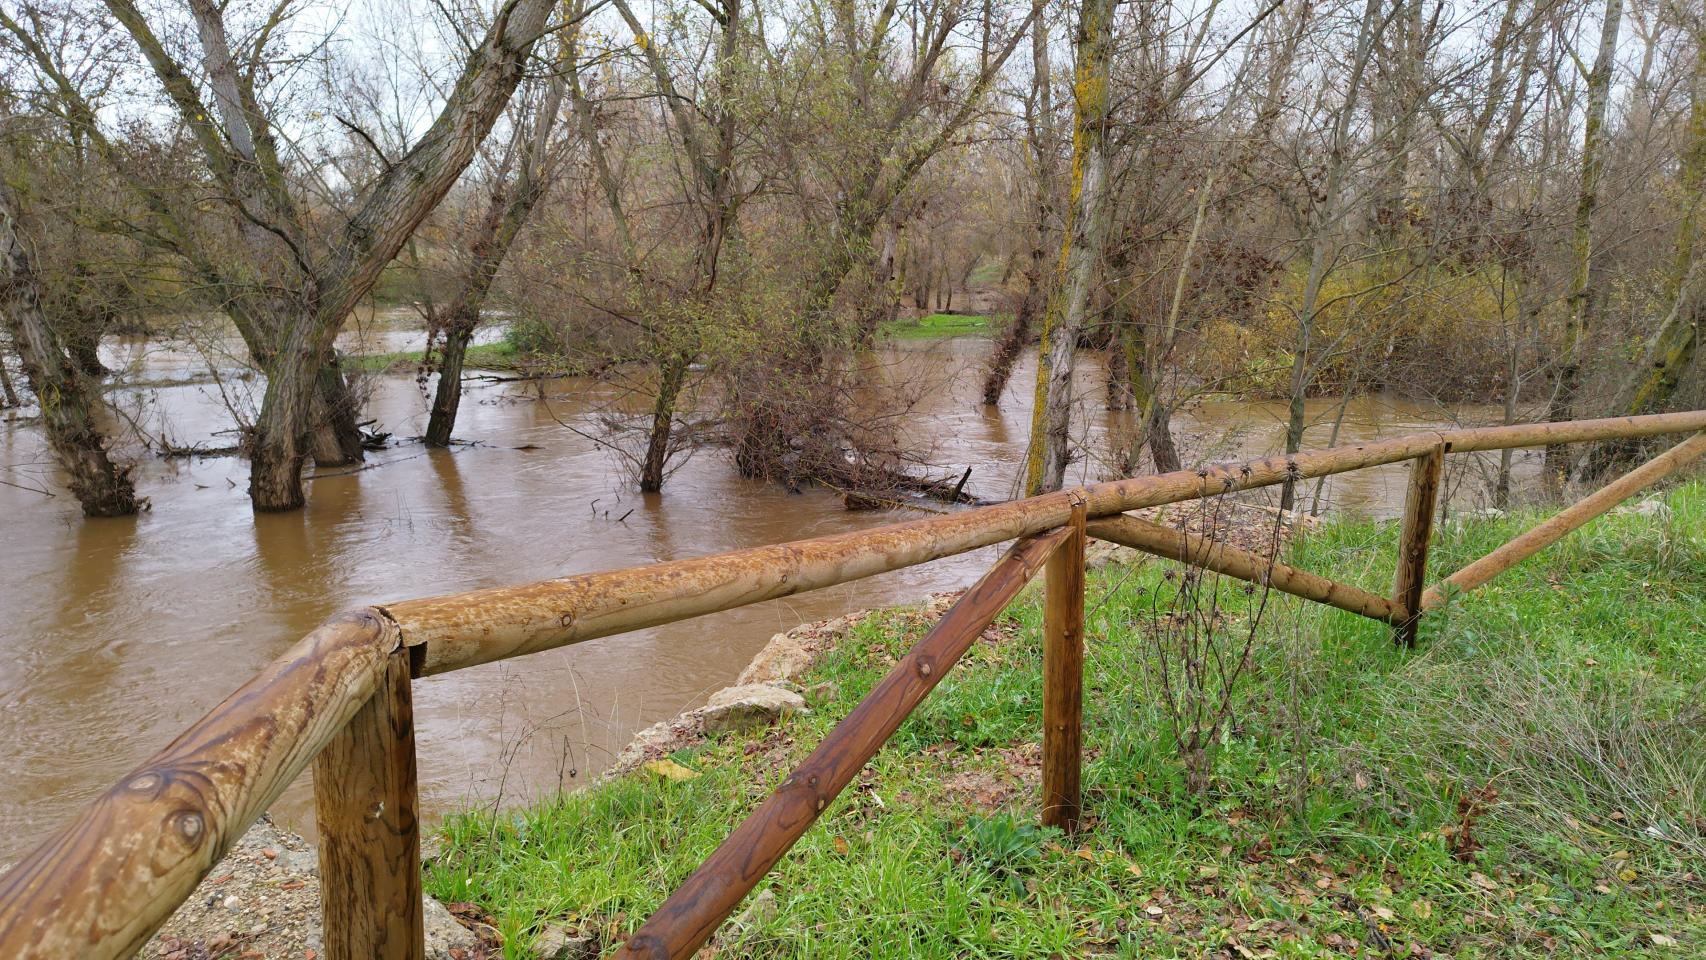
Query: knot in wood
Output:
[[126, 772, 163, 796], [172, 809, 206, 845]]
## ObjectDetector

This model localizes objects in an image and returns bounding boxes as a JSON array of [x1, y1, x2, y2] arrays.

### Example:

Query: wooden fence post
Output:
[[313, 646, 424, 960], [1392, 443, 1445, 647], [1042, 494, 1087, 832]]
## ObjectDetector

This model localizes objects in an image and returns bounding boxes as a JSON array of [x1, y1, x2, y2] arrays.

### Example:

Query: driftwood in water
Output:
[[841, 466, 987, 510]]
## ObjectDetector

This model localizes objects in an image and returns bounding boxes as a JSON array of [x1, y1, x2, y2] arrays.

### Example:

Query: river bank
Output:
[[414, 485, 1704, 958], [136, 487, 1704, 957]]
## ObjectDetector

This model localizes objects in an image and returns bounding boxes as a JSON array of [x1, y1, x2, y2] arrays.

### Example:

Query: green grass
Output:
[[348, 341, 525, 374], [883, 312, 992, 339], [426, 483, 1706, 958]]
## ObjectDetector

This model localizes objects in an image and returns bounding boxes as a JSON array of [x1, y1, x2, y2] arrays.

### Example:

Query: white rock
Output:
[[534, 922, 599, 959], [1613, 498, 1671, 520], [700, 684, 809, 735], [716, 888, 779, 948], [422, 897, 482, 959]]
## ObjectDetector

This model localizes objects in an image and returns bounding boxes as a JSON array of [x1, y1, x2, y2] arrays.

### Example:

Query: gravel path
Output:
[[144, 817, 487, 960]]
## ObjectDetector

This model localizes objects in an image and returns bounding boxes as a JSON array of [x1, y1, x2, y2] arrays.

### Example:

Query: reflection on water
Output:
[[0, 328, 1532, 860]]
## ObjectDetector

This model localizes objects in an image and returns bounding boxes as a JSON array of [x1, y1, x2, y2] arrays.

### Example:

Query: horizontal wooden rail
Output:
[[0, 611, 401, 959], [611, 528, 1072, 960], [1086, 513, 1405, 623], [5, 410, 1706, 959], [1420, 430, 1706, 609], [386, 411, 1706, 676]]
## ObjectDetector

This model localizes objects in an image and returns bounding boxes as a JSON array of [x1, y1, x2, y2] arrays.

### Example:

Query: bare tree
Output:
[[1022, 0, 1115, 495], [0, 176, 138, 515], [1543, 0, 1623, 486], [423, 43, 572, 447], [3, 0, 565, 510]]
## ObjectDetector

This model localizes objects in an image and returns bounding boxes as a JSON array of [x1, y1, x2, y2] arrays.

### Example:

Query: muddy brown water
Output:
[[0, 323, 1532, 862]]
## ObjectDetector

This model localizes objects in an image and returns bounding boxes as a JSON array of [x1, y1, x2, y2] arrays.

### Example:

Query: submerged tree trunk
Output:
[[310, 358, 366, 466], [1495, 266, 1531, 507], [0, 181, 139, 516], [983, 276, 1044, 405], [1543, 0, 1622, 486], [426, 306, 478, 448], [239, 0, 557, 510], [1024, 0, 1115, 496], [0, 339, 19, 407], [64, 319, 106, 378], [426, 60, 567, 449], [640, 352, 691, 492]]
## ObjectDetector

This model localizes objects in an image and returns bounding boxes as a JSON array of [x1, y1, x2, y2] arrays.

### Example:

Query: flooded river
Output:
[[0, 322, 1531, 861]]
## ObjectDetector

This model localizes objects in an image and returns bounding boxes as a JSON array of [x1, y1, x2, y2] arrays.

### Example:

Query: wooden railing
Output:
[[3, 411, 1705, 960]]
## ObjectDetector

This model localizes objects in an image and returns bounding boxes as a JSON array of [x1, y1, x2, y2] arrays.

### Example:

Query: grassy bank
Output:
[[348, 341, 527, 374], [427, 484, 1706, 958], [884, 312, 992, 339]]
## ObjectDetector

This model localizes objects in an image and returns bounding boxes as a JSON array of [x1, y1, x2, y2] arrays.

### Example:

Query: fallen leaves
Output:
[[643, 758, 700, 781]]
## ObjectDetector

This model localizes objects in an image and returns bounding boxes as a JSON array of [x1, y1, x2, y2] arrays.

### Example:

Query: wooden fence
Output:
[[3, 411, 1705, 960]]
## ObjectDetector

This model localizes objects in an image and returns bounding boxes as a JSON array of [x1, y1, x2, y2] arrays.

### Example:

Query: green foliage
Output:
[[953, 813, 1055, 897], [1196, 258, 1530, 400], [347, 340, 523, 374], [882, 313, 991, 340], [501, 314, 563, 355]]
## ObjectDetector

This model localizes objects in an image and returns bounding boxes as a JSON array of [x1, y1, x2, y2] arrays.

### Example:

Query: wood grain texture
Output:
[[1421, 430, 1706, 609], [1086, 514, 1404, 623], [609, 528, 1072, 960], [1042, 496, 1086, 832], [314, 647, 424, 960], [389, 412, 1706, 676], [1392, 444, 1444, 647], [0, 610, 399, 960]]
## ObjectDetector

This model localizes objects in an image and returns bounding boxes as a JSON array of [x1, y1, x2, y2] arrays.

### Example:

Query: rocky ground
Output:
[[144, 818, 493, 960]]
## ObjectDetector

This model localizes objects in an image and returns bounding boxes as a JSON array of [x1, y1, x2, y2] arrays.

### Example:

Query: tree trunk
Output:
[[0, 340, 18, 407], [426, 307, 477, 448], [1543, 0, 1622, 486], [248, 346, 316, 511], [640, 353, 691, 493], [1147, 400, 1181, 473], [65, 321, 106, 378], [1281, 0, 1381, 513], [1496, 267, 1530, 508], [1024, 0, 1115, 496], [1584, 256, 1706, 474], [983, 274, 1043, 404], [239, 0, 557, 511], [984, 12, 1057, 408], [0, 182, 139, 516], [310, 358, 366, 467], [1583, 32, 1704, 475]]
